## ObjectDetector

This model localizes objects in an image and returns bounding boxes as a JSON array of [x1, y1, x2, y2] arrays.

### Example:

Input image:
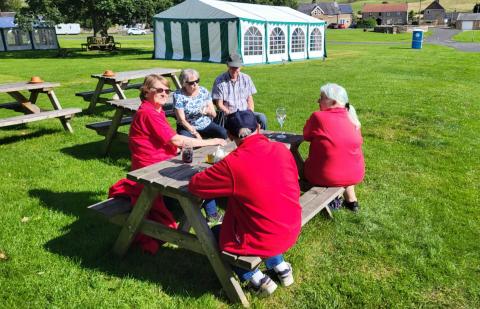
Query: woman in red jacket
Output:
[[303, 83, 365, 212], [109, 74, 225, 254]]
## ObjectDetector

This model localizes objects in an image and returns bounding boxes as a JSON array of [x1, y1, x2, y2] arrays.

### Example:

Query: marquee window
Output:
[[244, 26, 263, 56], [269, 27, 285, 55], [309, 28, 322, 52], [291, 28, 305, 53]]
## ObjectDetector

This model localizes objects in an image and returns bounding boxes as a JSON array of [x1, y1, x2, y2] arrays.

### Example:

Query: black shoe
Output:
[[328, 197, 343, 211], [344, 201, 359, 212]]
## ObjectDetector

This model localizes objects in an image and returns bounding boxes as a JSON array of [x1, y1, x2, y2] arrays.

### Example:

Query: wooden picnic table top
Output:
[[91, 68, 181, 82], [106, 97, 174, 112], [0, 82, 61, 93], [127, 132, 304, 197]]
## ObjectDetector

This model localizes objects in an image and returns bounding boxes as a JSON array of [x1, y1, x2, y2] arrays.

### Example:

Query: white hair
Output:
[[238, 128, 253, 138], [320, 83, 361, 128], [179, 69, 199, 85]]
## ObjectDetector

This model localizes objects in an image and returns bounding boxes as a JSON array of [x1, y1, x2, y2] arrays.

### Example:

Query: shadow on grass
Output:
[[29, 188, 221, 300], [60, 140, 130, 169], [0, 128, 59, 145], [0, 48, 153, 60]]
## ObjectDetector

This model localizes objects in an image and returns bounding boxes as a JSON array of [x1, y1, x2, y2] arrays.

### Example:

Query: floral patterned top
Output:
[[173, 86, 212, 130]]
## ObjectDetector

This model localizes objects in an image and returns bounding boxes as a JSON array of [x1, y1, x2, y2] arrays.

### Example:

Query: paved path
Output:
[[426, 28, 480, 52]]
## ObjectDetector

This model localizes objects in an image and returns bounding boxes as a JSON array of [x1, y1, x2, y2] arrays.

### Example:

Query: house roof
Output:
[[0, 16, 15, 28], [155, 0, 324, 24], [338, 4, 353, 14], [362, 3, 408, 13], [457, 13, 480, 21], [424, 1, 445, 11], [297, 4, 318, 15]]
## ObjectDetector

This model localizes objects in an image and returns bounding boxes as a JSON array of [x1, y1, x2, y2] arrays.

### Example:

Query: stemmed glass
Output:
[[276, 107, 287, 139]]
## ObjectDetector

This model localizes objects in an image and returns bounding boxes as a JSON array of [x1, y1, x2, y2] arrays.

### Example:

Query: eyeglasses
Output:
[[150, 87, 171, 95], [186, 79, 200, 86]]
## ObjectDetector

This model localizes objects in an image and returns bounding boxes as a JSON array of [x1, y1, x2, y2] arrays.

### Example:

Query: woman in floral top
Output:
[[174, 69, 227, 139]]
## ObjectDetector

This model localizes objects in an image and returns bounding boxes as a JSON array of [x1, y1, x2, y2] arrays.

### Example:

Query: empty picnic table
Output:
[[86, 97, 175, 156], [76, 68, 181, 114], [0, 81, 81, 132], [88, 133, 344, 306]]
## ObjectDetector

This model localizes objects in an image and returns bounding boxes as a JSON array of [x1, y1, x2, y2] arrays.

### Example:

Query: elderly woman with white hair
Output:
[[303, 83, 365, 212], [174, 69, 227, 139]]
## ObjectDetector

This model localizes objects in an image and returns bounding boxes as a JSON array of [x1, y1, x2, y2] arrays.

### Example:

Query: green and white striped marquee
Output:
[[154, 0, 326, 65]]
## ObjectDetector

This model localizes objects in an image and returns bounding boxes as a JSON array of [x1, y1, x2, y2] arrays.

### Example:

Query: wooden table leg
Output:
[[176, 195, 249, 307], [290, 141, 305, 180], [112, 82, 127, 100], [87, 79, 105, 114], [47, 90, 74, 133], [170, 74, 182, 90], [102, 107, 125, 156], [113, 186, 158, 257], [8, 91, 41, 114]]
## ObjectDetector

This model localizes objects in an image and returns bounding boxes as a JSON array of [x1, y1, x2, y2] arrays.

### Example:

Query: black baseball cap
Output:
[[225, 110, 258, 137]]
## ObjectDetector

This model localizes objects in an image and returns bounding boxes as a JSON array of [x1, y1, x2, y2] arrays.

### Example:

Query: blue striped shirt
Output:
[[211, 72, 257, 113]]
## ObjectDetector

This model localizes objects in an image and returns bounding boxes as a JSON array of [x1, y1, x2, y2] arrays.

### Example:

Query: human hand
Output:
[[212, 138, 227, 146]]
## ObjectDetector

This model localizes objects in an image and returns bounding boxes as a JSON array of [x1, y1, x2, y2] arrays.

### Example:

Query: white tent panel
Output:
[[289, 24, 308, 60], [171, 22, 184, 60], [307, 25, 325, 59], [188, 22, 202, 61], [240, 20, 265, 65], [208, 22, 222, 62], [228, 21, 238, 55], [155, 21, 166, 59], [266, 23, 288, 63]]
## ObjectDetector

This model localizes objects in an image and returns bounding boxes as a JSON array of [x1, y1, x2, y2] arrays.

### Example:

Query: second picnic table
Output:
[[76, 67, 181, 114]]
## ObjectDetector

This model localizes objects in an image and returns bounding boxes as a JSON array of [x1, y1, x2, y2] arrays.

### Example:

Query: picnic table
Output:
[[88, 132, 344, 306], [0, 81, 81, 132], [76, 68, 181, 114], [86, 97, 175, 156]]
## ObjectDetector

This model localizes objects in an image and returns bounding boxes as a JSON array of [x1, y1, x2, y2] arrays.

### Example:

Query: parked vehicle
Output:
[[327, 23, 339, 29], [127, 28, 147, 35], [55, 23, 81, 35]]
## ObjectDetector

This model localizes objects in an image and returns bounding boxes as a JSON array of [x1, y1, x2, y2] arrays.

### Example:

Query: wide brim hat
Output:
[[226, 54, 243, 67], [28, 76, 44, 83]]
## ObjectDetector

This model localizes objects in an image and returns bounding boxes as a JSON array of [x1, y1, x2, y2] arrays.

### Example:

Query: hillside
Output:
[[298, 1, 478, 14]]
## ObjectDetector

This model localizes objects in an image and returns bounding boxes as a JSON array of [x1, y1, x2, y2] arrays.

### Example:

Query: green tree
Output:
[[0, 0, 26, 11], [19, 0, 173, 36], [229, 0, 298, 9], [474, 3, 480, 13]]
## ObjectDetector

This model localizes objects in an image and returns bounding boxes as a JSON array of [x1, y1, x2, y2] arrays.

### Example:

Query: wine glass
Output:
[[276, 107, 287, 139]]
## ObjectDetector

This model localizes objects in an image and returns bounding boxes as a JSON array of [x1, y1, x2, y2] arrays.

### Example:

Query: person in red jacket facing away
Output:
[[189, 110, 302, 297], [303, 83, 365, 212], [109, 74, 225, 254]]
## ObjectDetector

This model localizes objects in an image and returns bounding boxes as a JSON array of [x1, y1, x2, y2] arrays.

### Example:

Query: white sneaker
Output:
[[252, 275, 278, 297], [277, 263, 294, 287]]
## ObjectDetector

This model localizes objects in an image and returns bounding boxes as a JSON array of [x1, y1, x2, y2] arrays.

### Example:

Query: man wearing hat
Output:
[[188, 110, 301, 296], [211, 54, 267, 129]]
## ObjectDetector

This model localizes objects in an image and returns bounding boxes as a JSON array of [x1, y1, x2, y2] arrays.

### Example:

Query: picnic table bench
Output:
[[76, 67, 181, 114], [87, 132, 344, 306], [86, 97, 176, 156], [0, 81, 81, 132], [81, 36, 121, 51]]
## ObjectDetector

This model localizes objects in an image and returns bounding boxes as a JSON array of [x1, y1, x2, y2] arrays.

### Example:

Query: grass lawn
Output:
[[1, 33, 479, 308], [453, 30, 480, 43]]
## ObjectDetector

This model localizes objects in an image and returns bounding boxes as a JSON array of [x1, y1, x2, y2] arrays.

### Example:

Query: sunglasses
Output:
[[150, 87, 171, 95], [186, 79, 200, 86]]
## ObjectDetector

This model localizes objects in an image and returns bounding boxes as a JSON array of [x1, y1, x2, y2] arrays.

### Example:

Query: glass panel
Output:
[[291, 28, 305, 53], [309, 28, 322, 52], [4, 29, 31, 50], [244, 26, 263, 56], [269, 27, 285, 55]]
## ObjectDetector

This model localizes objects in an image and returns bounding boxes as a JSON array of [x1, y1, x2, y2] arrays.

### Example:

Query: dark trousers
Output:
[[177, 121, 227, 139]]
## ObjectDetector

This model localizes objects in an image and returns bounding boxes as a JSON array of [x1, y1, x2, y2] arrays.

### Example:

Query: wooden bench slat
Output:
[[301, 187, 344, 225], [0, 108, 81, 128], [86, 116, 134, 131], [221, 251, 263, 270], [87, 197, 132, 219]]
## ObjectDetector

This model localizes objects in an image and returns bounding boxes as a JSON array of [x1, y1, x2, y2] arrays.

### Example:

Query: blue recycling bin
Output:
[[412, 29, 424, 49]]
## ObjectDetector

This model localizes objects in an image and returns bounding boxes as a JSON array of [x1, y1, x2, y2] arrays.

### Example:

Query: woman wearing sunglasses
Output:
[[173, 69, 227, 139], [108, 74, 226, 254]]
